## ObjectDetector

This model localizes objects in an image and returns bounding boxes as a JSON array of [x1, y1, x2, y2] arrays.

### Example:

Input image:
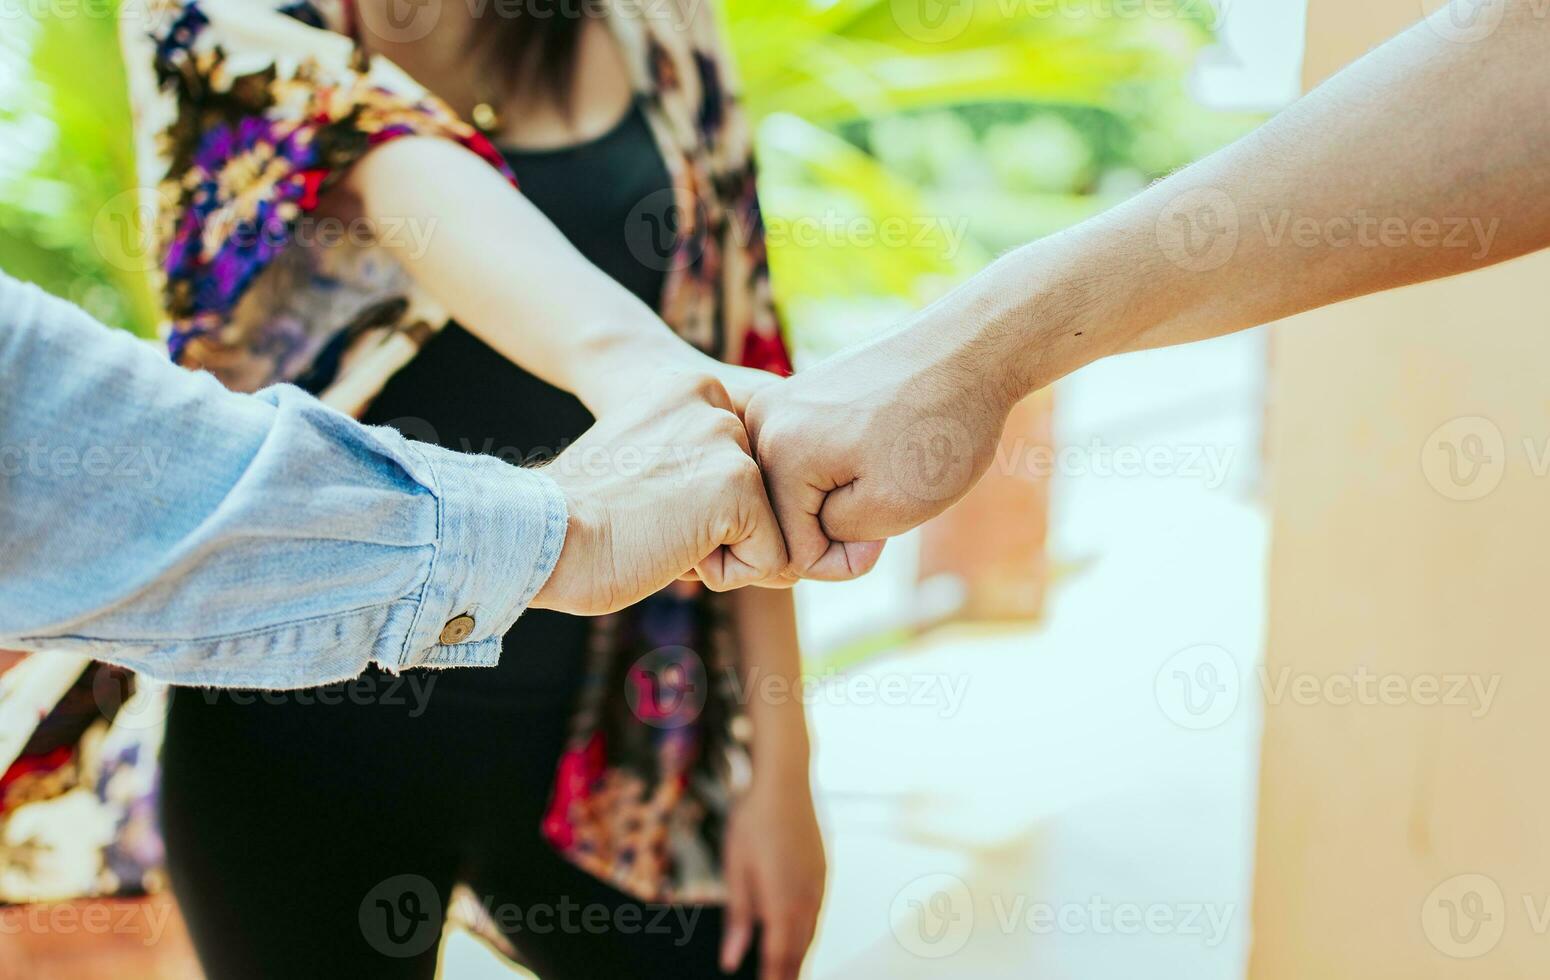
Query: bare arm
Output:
[[341, 136, 743, 415], [992, 0, 1550, 390], [340, 137, 789, 588], [720, 588, 825, 980], [749, 1, 1550, 563]]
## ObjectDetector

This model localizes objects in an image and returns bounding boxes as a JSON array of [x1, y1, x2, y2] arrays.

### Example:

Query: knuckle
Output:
[[713, 410, 745, 440], [744, 388, 769, 423], [656, 378, 693, 408], [685, 371, 727, 401], [689, 404, 727, 438], [709, 452, 744, 489], [717, 448, 755, 483], [733, 453, 764, 486], [754, 408, 788, 444]]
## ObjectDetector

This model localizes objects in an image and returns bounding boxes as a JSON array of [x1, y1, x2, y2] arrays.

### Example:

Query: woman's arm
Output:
[[341, 136, 742, 416], [720, 588, 826, 980], [339, 138, 791, 589]]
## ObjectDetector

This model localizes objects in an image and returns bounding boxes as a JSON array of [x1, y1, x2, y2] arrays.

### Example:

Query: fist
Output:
[[534, 373, 788, 616], [745, 323, 1014, 580]]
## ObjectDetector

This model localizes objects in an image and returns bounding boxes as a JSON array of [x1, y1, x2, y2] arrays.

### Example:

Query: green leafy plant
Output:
[[723, 0, 1262, 356], [0, 10, 158, 336], [0, 0, 1258, 350]]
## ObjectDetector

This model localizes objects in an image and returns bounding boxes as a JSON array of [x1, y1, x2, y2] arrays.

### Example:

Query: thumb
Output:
[[757, 448, 882, 581], [720, 856, 757, 974], [818, 478, 897, 542], [804, 480, 889, 579]]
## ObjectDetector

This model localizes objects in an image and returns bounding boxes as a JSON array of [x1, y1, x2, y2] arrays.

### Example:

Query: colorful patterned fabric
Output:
[[110, 0, 786, 908], [1, 659, 165, 903]]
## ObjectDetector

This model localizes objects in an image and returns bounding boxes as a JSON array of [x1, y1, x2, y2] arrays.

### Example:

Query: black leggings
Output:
[[158, 652, 755, 980]]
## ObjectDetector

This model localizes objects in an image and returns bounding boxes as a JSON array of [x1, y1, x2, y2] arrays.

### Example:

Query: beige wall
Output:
[[1249, 2, 1550, 977]]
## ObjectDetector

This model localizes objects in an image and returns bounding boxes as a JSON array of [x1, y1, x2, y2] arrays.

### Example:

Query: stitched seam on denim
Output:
[[18, 599, 416, 647], [532, 472, 568, 605], [399, 439, 446, 667]]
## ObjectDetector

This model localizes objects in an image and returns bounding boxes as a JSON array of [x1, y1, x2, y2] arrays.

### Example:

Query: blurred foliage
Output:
[[0, 10, 158, 335], [724, 0, 1264, 355], [0, 0, 1261, 348]]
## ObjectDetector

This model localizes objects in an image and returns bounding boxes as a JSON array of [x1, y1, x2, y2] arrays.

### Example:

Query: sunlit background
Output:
[[0, 0, 1306, 976]]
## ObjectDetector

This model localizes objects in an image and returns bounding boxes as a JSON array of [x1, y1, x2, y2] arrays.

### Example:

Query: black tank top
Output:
[[360, 100, 673, 702]]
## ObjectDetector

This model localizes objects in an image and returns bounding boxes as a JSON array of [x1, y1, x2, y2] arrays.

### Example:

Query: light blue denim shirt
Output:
[[0, 273, 567, 689]]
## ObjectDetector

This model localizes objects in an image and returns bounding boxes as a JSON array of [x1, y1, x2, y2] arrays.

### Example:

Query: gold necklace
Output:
[[468, 68, 504, 137], [470, 96, 501, 136]]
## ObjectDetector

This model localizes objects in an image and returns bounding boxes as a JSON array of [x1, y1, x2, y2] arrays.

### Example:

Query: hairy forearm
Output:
[[344, 137, 712, 411], [950, 2, 1550, 398], [731, 588, 811, 784]]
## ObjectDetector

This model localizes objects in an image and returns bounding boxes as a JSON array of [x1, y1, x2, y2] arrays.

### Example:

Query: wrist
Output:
[[751, 752, 813, 794], [750, 724, 813, 788], [572, 328, 711, 415], [530, 473, 606, 614], [949, 240, 1106, 403], [934, 211, 1197, 406]]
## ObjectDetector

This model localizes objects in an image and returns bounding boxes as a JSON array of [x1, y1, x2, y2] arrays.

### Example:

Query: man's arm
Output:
[[749, 0, 1550, 567], [992, 0, 1550, 388], [0, 274, 780, 687]]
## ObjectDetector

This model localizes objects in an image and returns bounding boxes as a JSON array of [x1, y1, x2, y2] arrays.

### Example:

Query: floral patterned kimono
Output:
[[0, 0, 788, 909]]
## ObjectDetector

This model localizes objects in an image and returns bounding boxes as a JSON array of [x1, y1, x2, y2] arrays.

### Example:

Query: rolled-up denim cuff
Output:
[[393, 443, 568, 671]]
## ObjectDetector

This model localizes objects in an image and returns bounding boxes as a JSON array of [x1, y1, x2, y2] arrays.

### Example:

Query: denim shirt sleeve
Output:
[[0, 273, 567, 689]]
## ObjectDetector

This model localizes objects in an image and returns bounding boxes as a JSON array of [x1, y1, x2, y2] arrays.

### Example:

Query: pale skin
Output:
[[530, 372, 780, 617], [341, 9, 826, 978], [746, 0, 1550, 566]]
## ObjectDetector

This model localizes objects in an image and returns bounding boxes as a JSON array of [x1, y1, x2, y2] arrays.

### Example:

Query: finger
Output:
[[752, 573, 800, 590], [797, 480, 892, 580], [717, 365, 780, 418], [799, 536, 886, 582], [760, 920, 802, 980], [744, 398, 871, 583], [720, 861, 756, 974], [698, 459, 788, 590], [696, 520, 788, 591], [694, 547, 729, 591], [695, 568, 796, 589], [686, 372, 736, 414], [760, 464, 839, 580], [719, 409, 754, 457], [742, 413, 823, 580], [781, 476, 886, 581], [721, 475, 789, 588], [815, 478, 919, 544]]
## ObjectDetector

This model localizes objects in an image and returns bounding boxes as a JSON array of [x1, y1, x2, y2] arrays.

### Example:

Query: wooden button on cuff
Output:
[[439, 614, 476, 645]]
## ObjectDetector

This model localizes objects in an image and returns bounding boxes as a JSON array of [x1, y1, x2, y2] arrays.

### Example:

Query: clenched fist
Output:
[[745, 313, 1022, 581], [532, 373, 788, 616]]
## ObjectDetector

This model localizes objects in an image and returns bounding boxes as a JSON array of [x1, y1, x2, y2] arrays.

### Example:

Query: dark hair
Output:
[[467, 0, 607, 105]]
